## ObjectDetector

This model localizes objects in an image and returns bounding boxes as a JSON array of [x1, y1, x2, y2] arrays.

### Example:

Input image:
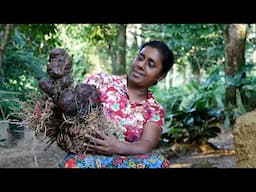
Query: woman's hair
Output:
[[140, 40, 174, 77]]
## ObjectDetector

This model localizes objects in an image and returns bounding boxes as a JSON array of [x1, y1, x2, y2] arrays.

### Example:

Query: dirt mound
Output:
[[233, 110, 256, 168]]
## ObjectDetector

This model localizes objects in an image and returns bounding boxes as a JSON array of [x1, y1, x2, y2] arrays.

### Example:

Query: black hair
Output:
[[140, 40, 174, 77]]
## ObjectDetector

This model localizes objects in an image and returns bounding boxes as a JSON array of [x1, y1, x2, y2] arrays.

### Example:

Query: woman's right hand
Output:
[[84, 130, 122, 155]]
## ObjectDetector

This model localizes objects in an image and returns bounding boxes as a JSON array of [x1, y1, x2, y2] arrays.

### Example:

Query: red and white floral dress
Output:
[[59, 73, 170, 168]]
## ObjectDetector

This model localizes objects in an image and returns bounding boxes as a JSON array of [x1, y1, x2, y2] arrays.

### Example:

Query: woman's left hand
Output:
[[85, 130, 121, 155]]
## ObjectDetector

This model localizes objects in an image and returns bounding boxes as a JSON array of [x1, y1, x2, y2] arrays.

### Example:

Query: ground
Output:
[[0, 127, 237, 168], [164, 130, 236, 168], [0, 128, 66, 168]]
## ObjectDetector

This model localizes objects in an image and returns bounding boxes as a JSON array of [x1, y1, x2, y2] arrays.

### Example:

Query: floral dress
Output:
[[59, 73, 170, 168]]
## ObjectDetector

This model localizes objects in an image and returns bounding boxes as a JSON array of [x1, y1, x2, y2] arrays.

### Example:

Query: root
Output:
[[13, 93, 124, 155]]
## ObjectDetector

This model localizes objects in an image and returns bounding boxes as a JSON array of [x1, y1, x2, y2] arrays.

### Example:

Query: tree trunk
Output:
[[113, 24, 126, 75], [109, 44, 117, 73], [0, 24, 14, 83], [224, 24, 247, 108], [189, 46, 201, 84]]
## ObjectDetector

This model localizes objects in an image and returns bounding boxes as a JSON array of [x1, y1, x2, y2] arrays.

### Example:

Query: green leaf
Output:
[[236, 89, 247, 115]]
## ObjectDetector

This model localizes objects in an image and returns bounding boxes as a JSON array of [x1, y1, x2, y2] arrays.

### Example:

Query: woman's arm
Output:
[[86, 122, 162, 155]]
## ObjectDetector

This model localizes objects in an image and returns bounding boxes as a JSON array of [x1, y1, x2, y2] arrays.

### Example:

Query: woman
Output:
[[59, 40, 174, 168]]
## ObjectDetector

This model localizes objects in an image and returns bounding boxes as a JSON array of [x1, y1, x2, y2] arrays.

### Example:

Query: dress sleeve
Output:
[[145, 98, 165, 132], [149, 106, 165, 132]]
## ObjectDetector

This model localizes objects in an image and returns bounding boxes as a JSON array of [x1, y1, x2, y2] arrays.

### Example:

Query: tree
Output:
[[224, 24, 247, 109], [0, 24, 15, 84], [113, 24, 127, 75]]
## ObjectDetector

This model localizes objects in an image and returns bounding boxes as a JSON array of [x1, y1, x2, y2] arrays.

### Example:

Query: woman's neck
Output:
[[127, 84, 148, 103]]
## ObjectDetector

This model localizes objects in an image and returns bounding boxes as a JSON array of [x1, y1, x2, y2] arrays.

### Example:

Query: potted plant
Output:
[[0, 90, 23, 145]]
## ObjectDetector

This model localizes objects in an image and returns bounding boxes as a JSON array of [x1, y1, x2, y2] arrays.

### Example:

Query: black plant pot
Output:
[[9, 122, 24, 140]]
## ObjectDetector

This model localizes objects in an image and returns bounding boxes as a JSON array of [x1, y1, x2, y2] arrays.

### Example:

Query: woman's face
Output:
[[128, 46, 163, 88]]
